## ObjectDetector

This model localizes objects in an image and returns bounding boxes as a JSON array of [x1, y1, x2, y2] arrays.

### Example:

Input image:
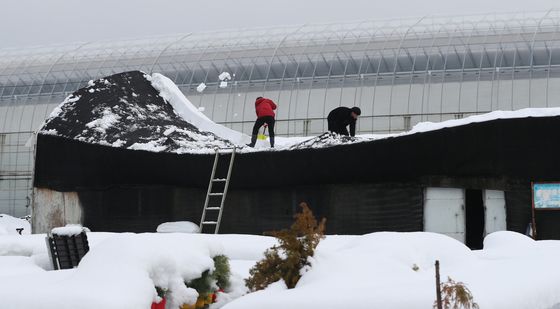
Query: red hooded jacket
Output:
[[255, 97, 277, 118]]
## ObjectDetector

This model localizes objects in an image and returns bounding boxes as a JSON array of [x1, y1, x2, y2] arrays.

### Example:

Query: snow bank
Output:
[[0, 214, 31, 235], [3, 230, 560, 308], [149, 73, 248, 145], [223, 231, 560, 309], [0, 232, 276, 309], [0, 233, 221, 308]]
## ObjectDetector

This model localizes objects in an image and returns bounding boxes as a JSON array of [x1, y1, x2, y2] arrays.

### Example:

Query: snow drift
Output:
[[2, 231, 560, 308]]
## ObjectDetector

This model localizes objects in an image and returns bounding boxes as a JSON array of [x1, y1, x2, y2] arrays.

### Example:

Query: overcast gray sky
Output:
[[1, 0, 559, 48]]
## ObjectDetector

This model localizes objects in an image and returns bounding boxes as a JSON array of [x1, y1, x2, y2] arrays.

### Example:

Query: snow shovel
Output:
[[257, 125, 268, 140]]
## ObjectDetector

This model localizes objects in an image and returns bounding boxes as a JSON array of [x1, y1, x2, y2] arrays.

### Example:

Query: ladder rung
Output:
[[209, 193, 224, 196], [213, 178, 227, 182], [206, 207, 221, 210], [202, 221, 217, 225]]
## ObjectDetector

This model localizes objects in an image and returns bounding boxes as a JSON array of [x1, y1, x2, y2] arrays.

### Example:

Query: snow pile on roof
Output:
[[289, 132, 367, 149], [37, 69, 560, 154], [0, 214, 31, 235], [39, 71, 241, 154], [291, 107, 560, 149], [149, 73, 246, 145], [156, 221, 200, 233], [405, 107, 560, 136]]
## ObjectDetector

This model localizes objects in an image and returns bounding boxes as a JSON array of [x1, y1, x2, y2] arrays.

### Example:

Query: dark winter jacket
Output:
[[255, 97, 277, 118], [327, 107, 357, 136]]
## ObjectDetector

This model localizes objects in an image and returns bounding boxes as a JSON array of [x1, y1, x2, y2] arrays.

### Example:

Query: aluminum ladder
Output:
[[199, 147, 236, 233]]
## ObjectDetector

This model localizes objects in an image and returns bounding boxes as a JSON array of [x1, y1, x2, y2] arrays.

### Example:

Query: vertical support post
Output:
[[435, 260, 442, 309]]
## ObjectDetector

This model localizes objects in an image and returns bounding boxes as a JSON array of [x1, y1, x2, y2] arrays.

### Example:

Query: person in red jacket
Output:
[[247, 96, 277, 148]]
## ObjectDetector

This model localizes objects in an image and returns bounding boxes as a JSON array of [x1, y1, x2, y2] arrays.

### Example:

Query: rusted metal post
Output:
[[435, 260, 442, 309]]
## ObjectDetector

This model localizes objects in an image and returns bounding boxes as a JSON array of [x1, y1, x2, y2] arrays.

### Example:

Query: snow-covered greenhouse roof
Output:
[[2, 10, 560, 98]]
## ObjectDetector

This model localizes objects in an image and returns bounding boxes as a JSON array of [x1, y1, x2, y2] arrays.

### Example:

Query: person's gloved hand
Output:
[[263, 123, 268, 128]]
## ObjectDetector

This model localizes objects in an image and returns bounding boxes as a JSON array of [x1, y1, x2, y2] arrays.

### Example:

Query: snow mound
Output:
[[0, 233, 224, 309], [156, 221, 200, 233], [39, 71, 238, 154], [3, 232, 560, 308], [289, 132, 369, 149], [226, 232, 475, 309], [0, 214, 31, 235], [483, 231, 535, 250]]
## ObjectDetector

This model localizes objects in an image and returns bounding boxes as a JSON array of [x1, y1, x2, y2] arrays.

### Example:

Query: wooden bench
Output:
[[46, 231, 90, 270]]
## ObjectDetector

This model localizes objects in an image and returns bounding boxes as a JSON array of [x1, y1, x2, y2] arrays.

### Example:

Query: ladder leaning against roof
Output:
[[199, 147, 236, 234]]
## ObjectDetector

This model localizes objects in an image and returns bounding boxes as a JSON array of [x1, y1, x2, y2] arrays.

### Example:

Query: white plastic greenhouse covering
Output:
[[2, 10, 560, 217]]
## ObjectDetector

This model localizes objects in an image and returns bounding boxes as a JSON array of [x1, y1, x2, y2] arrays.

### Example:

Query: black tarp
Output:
[[78, 183, 423, 235], [35, 115, 560, 191]]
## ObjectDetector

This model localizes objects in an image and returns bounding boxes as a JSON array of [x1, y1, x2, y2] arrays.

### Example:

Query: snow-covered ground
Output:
[[0, 214, 31, 235], [1, 223, 560, 309]]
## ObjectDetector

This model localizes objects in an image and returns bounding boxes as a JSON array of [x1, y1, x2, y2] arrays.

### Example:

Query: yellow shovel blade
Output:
[[257, 134, 267, 140]]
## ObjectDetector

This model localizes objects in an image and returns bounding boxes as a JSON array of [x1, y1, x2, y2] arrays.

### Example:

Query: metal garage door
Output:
[[484, 190, 507, 236], [424, 187, 465, 243]]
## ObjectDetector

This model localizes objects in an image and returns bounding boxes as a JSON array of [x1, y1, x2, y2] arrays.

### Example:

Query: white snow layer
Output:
[[404, 107, 560, 135], [0, 232, 275, 309], [0, 214, 30, 235], [149, 73, 248, 145], [51, 224, 89, 236], [156, 221, 200, 233], [1, 231, 560, 308]]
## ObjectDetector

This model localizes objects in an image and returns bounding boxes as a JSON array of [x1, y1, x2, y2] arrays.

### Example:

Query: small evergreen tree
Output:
[[187, 270, 213, 298], [212, 254, 231, 291], [245, 202, 326, 291], [434, 277, 479, 309]]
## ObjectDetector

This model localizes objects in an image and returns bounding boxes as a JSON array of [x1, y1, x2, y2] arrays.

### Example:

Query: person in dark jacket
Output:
[[247, 96, 277, 147], [327, 106, 361, 136]]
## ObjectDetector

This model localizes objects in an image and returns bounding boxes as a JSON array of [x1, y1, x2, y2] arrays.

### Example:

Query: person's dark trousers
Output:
[[327, 120, 349, 136], [248, 116, 275, 147]]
